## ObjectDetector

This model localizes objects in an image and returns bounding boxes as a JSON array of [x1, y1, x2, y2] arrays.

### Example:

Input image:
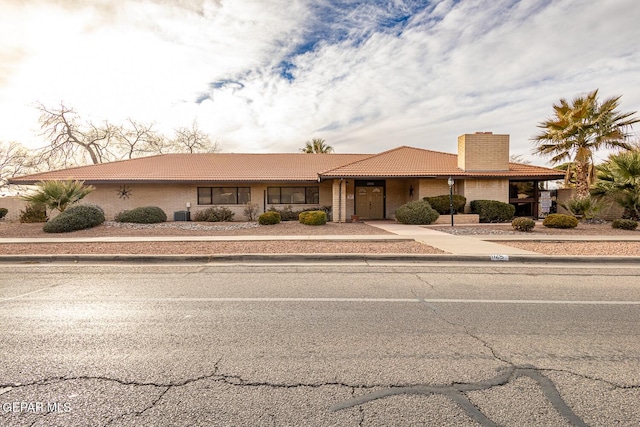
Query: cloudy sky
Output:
[[1, 0, 639, 166]]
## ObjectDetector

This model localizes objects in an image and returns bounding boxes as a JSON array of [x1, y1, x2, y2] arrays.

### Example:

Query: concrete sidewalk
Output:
[[363, 222, 538, 256]]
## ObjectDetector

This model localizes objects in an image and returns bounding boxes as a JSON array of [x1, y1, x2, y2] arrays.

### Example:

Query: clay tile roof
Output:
[[320, 146, 458, 177], [319, 146, 564, 178], [9, 147, 564, 184], [9, 153, 371, 184]]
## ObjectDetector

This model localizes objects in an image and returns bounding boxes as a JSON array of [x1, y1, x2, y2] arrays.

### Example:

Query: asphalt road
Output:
[[1, 262, 639, 426]]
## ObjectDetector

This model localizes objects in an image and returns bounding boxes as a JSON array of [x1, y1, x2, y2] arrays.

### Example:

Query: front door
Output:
[[356, 186, 384, 219]]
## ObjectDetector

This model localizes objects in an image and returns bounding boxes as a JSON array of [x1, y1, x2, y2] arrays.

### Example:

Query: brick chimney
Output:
[[457, 132, 509, 171]]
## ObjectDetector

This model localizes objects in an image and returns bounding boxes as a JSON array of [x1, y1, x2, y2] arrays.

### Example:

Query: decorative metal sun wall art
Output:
[[117, 185, 132, 199]]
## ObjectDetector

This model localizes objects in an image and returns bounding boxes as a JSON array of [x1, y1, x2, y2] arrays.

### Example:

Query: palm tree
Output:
[[300, 138, 334, 154], [532, 89, 639, 197], [21, 180, 95, 213], [591, 149, 640, 220]]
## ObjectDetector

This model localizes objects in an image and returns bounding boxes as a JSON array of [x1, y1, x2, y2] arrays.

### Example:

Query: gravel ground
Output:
[[0, 221, 442, 254], [497, 241, 640, 256], [0, 221, 392, 238], [0, 241, 445, 255], [2, 220, 639, 256], [430, 222, 640, 236]]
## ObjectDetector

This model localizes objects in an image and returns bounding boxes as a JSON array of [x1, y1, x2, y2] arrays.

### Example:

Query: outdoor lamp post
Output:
[[447, 177, 454, 227]]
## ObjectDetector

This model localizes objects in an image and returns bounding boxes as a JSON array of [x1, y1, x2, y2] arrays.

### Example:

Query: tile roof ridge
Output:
[[318, 152, 381, 174]]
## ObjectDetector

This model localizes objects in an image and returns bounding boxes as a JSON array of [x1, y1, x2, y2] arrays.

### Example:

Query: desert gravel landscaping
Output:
[[0, 221, 444, 255], [1, 220, 639, 256]]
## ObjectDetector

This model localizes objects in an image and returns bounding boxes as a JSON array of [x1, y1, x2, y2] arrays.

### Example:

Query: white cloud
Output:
[[1, 0, 639, 167]]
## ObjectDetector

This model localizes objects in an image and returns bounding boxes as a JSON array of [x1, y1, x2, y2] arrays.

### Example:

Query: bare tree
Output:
[[113, 119, 165, 159], [171, 121, 219, 153], [0, 141, 36, 189], [36, 102, 119, 166], [34, 103, 219, 166]]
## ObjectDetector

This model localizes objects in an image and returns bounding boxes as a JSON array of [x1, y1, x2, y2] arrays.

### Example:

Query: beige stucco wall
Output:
[[417, 179, 452, 199], [0, 196, 29, 222], [82, 181, 333, 221], [459, 179, 509, 212], [458, 133, 509, 172]]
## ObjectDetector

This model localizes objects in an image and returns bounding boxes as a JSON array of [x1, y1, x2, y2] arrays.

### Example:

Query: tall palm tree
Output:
[[532, 89, 639, 197], [300, 138, 334, 154], [592, 149, 640, 220]]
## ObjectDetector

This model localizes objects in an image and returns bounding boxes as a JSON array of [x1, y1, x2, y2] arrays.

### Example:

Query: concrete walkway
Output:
[[363, 222, 539, 255]]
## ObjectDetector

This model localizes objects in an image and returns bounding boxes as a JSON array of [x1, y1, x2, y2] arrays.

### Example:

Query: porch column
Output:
[[331, 179, 347, 222]]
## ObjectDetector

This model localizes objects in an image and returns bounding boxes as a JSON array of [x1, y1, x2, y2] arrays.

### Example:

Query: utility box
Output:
[[174, 211, 191, 221]]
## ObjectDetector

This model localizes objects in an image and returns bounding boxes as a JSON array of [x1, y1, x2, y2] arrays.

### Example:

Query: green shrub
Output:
[[194, 206, 235, 222], [43, 204, 105, 233], [299, 210, 327, 225], [560, 196, 602, 220], [470, 200, 515, 223], [511, 217, 535, 232], [395, 200, 439, 225], [268, 205, 297, 221], [542, 213, 579, 229], [612, 219, 638, 230], [258, 211, 281, 225], [424, 195, 467, 215], [0, 208, 7, 219], [19, 204, 48, 223], [115, 206, 167, 224]]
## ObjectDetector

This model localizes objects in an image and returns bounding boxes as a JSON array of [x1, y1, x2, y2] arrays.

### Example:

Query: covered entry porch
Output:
[[330, 177, 456, 222]]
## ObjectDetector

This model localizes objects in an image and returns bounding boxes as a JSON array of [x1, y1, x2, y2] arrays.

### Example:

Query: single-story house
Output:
[[8, 132, 564, 222]]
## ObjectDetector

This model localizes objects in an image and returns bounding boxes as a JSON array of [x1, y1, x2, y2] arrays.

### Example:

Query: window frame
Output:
[[267, 186, 320, 205], [197, 187, 251, 205]]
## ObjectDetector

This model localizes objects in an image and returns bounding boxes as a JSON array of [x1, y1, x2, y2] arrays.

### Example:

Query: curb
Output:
[[1, 254, 639, 264]]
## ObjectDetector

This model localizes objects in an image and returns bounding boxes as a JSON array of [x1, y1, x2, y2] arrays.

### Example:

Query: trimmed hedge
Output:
[[258, 211, 281, 225], [612, 219, 638, 230], [43, 204, 105, 233], [299, 210, 327, 226], [0, 208, 7, 219], [194, 206, 235, 222], [512, 217, 535, 232], [395, 200, 439, 225], [115, 206, 167, 224], [470, 200, 515, 223], [542, 213, 578, 229], [424, 195, 467, 215]]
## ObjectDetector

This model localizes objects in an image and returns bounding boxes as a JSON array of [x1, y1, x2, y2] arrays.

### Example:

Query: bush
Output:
[[0, 208, 7, 219], [612, 219, 638, 230], [560, 196, 602, 220], [194, 206, 235, 222], [542, 213, 579, 229], [395, 200, 439, 225], [299, 210, 327, 226], [258, 211, 281, 225], [268, 205, 297, 221], [243, 203, 259, 221], [43, 204, 105, 233], [19, 204, 48, 223], [424, 195, 467, 215], [470, 200, 515, 223], [512, 217, 535, 232], [115, 206, 167, 224]]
